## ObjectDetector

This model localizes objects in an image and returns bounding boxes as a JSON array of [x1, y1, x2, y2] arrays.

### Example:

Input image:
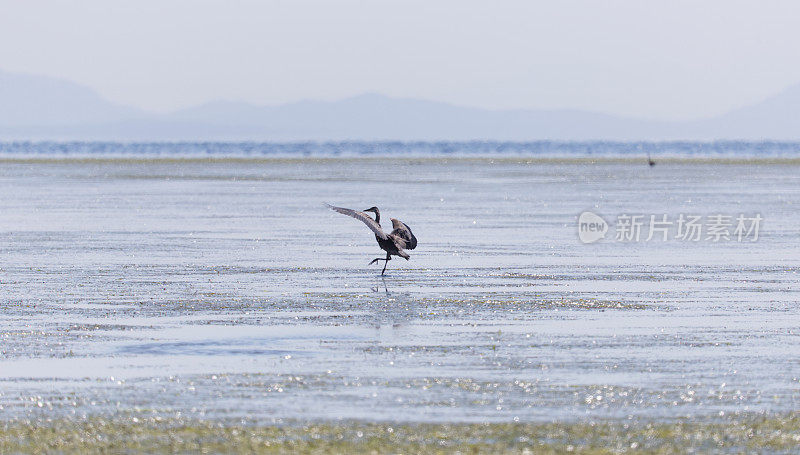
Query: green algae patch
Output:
[[2, 414, 800, 454]]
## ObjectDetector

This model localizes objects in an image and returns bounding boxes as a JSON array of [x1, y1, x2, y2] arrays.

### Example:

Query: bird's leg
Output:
[[381, 252, 391, 275], [369, 252, 392, 266]]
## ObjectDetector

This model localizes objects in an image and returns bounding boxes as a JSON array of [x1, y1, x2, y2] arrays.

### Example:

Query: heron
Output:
[[647, 150, 656, 167], [326, 204, 417, 275]]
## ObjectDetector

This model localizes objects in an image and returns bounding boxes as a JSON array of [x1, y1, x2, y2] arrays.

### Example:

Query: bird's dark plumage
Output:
[[325, 204, 388, 240], [389, 218, 417, 250], [326, 203, 417, 275]]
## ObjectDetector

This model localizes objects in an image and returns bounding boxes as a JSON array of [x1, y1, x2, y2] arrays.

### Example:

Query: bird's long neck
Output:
[[372, 209, 381, 224]]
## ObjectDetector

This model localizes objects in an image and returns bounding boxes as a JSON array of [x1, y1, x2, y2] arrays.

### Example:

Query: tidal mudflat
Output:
[[1, 154, 799, 451]]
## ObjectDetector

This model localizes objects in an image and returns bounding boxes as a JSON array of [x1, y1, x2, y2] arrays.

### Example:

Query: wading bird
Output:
[[647, 150, 656, 167], [326, 204, 417, 275]]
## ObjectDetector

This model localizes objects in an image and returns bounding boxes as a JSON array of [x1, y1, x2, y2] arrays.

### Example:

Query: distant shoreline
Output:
[[0, 140, 799, 161]]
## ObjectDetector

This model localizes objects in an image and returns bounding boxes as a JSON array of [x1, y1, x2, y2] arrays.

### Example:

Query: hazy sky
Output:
[[2, 0, 799, 120]]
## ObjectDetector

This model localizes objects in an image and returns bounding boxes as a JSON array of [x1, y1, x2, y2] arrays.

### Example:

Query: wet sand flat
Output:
[[1, 156, 799, 449]]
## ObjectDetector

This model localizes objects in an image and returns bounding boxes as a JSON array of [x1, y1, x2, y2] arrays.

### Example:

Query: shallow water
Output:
[[0, 154, 798, 424]]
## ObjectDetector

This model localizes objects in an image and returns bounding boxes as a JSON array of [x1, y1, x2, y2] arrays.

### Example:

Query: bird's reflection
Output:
[[365, 276, 417, 332], [371, 276, 390, 294]]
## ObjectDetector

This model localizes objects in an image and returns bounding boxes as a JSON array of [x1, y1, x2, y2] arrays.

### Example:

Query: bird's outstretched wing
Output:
[[390, 218, 417, 250], [326, 203, 388, 240]]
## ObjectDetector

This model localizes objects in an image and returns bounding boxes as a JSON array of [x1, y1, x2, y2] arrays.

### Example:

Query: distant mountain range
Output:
[[2, 69, 800, 141]]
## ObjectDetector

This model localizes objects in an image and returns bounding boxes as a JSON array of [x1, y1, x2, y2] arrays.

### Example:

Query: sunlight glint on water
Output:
[[0, 146, 798, 422]]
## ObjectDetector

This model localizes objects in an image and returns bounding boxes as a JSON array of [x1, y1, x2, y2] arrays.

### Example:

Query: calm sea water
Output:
[[0, 142, 798, 423]]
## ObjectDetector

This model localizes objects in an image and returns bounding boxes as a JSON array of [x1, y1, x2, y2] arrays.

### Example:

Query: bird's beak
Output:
[[363, 208, 372, 212]]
